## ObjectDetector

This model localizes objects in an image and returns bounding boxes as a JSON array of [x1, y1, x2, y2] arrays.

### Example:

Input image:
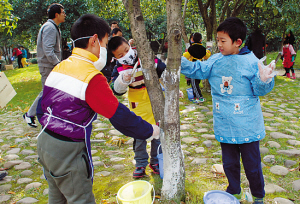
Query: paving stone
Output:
[[20, 149, 35, 155], [90, 139, 105, 143], [270, 165, 289, 176], [17, 178, 33, 184], [284, 160, 297, 168], [263, 155, 275, 163], [94, 133, 105, 138], [104, 150, 123, 155], [0, 195, 11, 203], [265, 126, 278, 131], [125, 138, 134, 145], [15, 162, 32, 170], [213, 150, 222, 156], [273, 197, 294, 204], [43, 188, 49, 195], [259, 147, 269, 154], [267, 141, 281, 148], [208, 119, 213, 123], [180, 132, 189, 137], [287, 140, 300, 146], [203, 140, 212, 147], [270, 123, 282, 127], [265, 184, 286, 194], [4, 160, 24, 169], [195, 147, 205, 153], [93, 161, 104, 166], [194, 128, 208, 133], [180, 124, 194, 130], [277, 149, 300, 157], [263, 112, 274, 117], [270, 132, 296, 139], [6, 148, 21, 154], [95, 171, 111, 177], [182, 137, 199, 143], [21, 170, 34, 177], [25, 182, 42, 191], [1, 144, 10, 151], [110, 157, 125, 162], [112, 165, 125, 170], [201, 134, 215, 140], [92, 156, 100, 161], [211, 164, 224, 174], [191, 158, 207, 165], [108, 130, 123, 136], [91, 150, 98, 155], [24, 155, 38, 160], [0, 184, 12, 192], [292, 179, 300, 191], [4, 154, 19, 160], [16, 197, 39, 203]]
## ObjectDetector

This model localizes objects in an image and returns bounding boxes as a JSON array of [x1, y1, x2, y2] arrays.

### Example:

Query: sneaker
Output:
[[253, 197, 264, 204], [133, 167, 146, 178], [0, 172, 7, 180], [23, 113, 37, 128], [149, 163, 159, 175], [198, 97, 206, 102]]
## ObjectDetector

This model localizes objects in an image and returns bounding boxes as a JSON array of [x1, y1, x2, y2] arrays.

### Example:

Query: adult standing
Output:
[[245, 29, 266, 59], [23, 3, 66, 128], [12, 47, 23, 68]]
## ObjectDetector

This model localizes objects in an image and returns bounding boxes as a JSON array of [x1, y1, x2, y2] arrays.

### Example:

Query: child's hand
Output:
[[146, 124, 160, 141], [122, 72, 132, 83], [258, 57, 277, 82], [179, 90, 184, 98]]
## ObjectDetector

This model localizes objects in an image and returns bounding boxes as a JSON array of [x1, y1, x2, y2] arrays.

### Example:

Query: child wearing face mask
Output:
[[36, 14, 160, 203], [108, 36, 166, 178], [282, 39, 296, 79]]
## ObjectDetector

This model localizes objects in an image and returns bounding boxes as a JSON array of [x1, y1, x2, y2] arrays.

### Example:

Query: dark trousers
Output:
[[284, 67, 295, 74], [220, 141, 265, 198], [191, 79, 203, 99], [17, 55, 23, 68]]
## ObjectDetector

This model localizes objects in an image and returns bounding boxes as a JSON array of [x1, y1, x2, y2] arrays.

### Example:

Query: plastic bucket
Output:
[[117, 180, 154, 204], [203, 190, 240, 204], [157, 144, 163, 179], [186, 87, 194, 101]]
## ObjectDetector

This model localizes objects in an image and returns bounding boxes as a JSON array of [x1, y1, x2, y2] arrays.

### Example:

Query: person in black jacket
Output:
[[245, 29, 266, 59]]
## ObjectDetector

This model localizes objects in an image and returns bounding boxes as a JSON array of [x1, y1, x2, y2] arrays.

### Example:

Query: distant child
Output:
[[183, 32, 211, 103], [282, 39, 296, 79], [36, 14, 159, 203], [108, 36, 166, 178], [181, 17, 276, 204]]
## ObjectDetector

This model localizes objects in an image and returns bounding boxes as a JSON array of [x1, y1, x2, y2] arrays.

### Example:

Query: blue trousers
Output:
[[133, 139, 161, 167], [220, 141, 265, 198]]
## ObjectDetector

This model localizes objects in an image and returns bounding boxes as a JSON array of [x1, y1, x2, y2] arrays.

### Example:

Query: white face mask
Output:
[[117, 47, 137, 65], [72, 36, 107, 71], [94, 39, 107, 71]]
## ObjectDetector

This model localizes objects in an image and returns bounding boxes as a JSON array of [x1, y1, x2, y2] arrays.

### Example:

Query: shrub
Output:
[[30, 58, 38, 64]]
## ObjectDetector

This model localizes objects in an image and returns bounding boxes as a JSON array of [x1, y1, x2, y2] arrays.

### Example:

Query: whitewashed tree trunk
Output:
[[160, 0, 185, 202], [122, 0, 185, 202]]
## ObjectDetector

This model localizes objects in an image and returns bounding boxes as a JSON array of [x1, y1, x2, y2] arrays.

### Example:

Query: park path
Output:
[[0, 76, 299, 204]]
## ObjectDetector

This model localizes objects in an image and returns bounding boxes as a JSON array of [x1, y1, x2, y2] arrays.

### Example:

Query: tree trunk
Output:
[[161, 0, 185, 202], [122, 0, 165, 125]]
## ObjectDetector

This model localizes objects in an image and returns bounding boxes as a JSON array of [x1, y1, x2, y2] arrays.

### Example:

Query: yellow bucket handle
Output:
[[116, 185, 155, 204]]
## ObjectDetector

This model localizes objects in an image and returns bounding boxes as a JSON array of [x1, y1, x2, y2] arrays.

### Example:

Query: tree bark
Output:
[[161, 0, 185, 202], [122, 0, 165, 126]]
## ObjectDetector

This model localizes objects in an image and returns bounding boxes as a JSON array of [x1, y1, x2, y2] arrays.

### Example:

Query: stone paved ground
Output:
[[0, 76, 299, 204]]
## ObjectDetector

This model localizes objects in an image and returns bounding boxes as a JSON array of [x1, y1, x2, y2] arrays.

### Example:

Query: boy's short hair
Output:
[[110, 21, 119, 26], [217, 17, 247, 43], [47, 3, 64, 19], [111, 28, 122, 36], [71, 14, 110, 49], [193, 33, 202, 43], [283, 39, 289, 45], [107, 36, 128, 57]]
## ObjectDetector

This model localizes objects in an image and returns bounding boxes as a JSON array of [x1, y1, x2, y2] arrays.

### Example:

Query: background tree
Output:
[[0, 0, 18, 35], [122, 0, 185, 202]]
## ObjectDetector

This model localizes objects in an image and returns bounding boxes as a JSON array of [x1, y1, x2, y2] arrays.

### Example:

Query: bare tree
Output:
[[122, 0, 185, 202]]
